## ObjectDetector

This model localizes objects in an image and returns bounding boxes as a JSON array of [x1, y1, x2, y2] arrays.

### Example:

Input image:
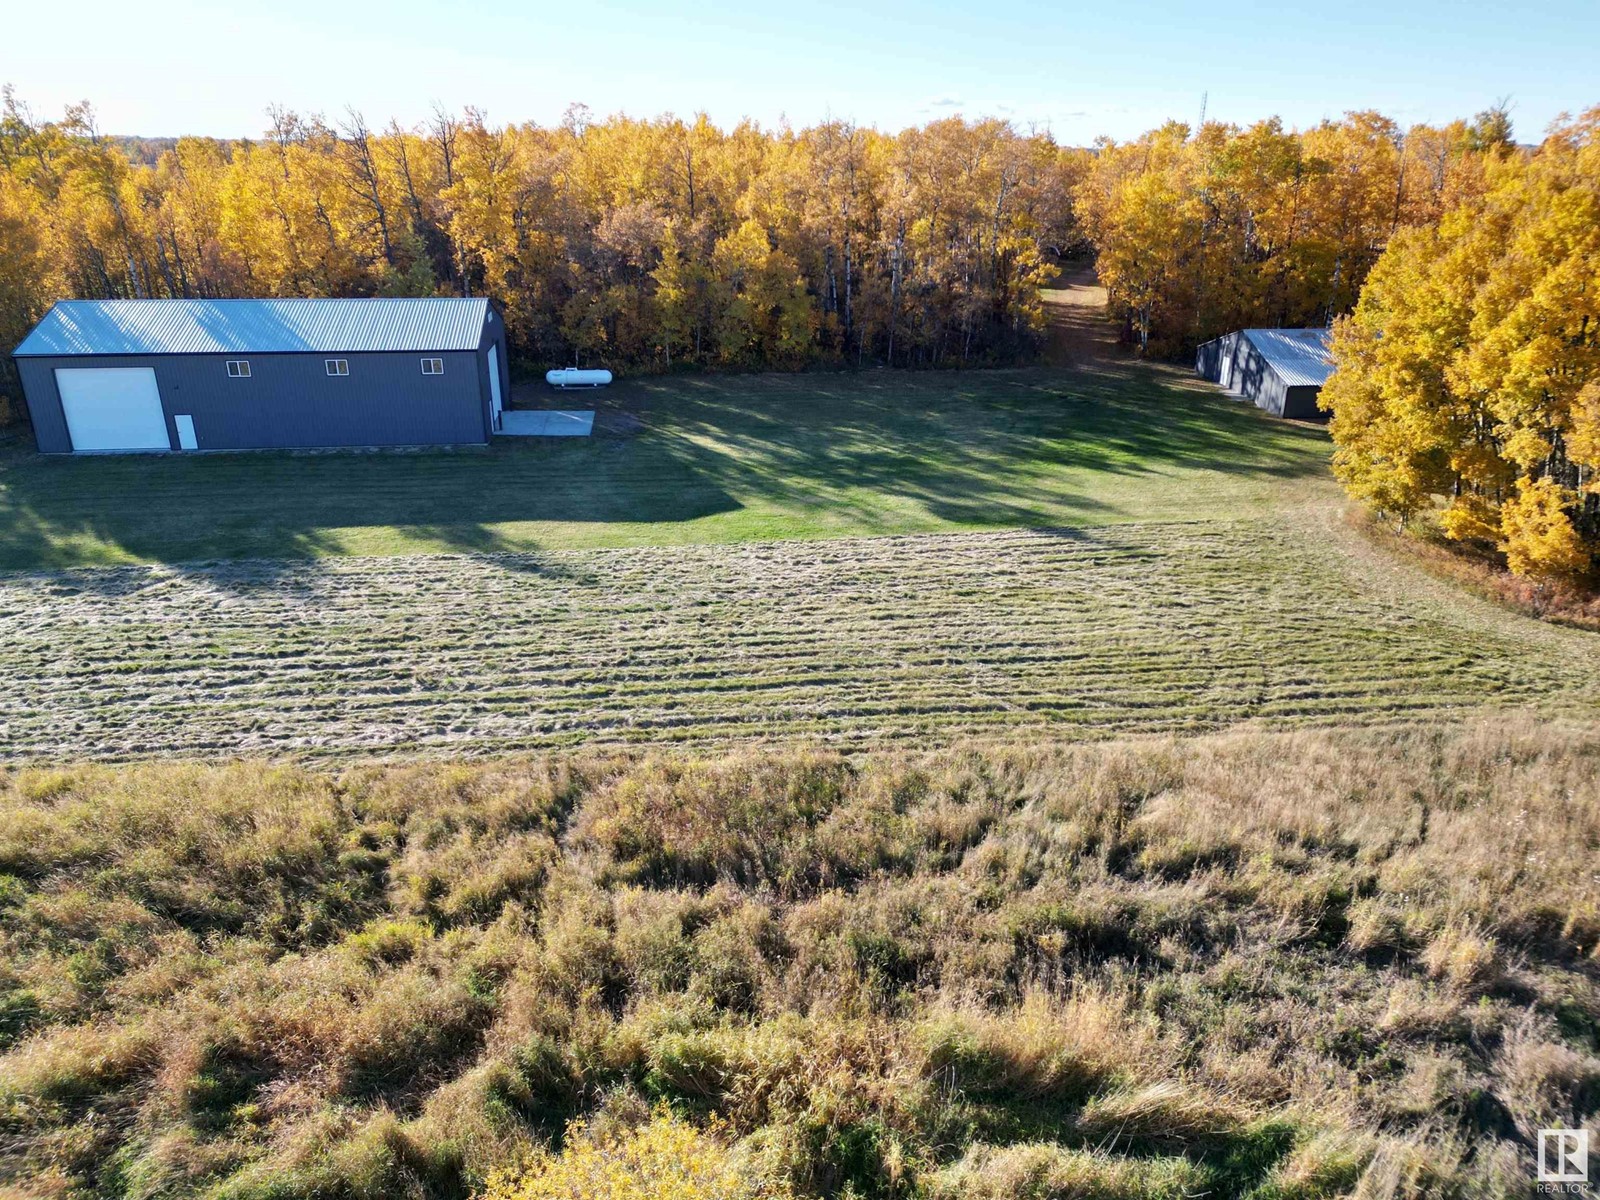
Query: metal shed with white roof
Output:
[[11, 297, 510, 453], [1195, 327, 1333, 419]]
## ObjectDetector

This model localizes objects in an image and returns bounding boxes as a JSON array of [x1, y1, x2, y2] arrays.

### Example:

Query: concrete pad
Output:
[[498, 410, 595, 437]]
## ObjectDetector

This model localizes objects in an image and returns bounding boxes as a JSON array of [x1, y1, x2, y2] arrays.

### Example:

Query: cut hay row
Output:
[[1, 520, 1596, 759]]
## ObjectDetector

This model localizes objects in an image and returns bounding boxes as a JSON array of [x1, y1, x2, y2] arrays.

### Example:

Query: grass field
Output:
[[4, 518, 1599, 759], [0, 365, 1330, 570], [3, 338, 1599, 759], [2, 723, 1597, 1197], [3, 286, 1600, 1198]]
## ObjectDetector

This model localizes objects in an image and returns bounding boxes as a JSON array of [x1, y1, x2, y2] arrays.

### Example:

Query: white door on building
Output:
[[55, 367, 169, 452], [487, 343, 503, 431]]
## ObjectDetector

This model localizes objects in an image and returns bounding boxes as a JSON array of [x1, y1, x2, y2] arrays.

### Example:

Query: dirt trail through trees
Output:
[[1039, 262, 1115, 368]]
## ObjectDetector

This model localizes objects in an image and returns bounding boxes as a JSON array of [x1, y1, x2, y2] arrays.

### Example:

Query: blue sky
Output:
[[5, 0, 1597, 143]]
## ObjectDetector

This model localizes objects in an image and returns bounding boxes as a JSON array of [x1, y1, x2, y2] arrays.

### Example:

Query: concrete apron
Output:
[[498, 410, 596, 437]]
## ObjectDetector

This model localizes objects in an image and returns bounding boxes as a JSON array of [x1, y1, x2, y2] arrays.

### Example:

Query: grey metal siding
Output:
[[476, 314, 510, 433], [1281, 384, 1324, 420], [1253, 370, 1290, 417], [16, 350, 490, 453], [16, 358, 74, 453], [1195, 333, 1239, 385], [1212, 337, 1282, 415], [1228, 338, 1267, 406]]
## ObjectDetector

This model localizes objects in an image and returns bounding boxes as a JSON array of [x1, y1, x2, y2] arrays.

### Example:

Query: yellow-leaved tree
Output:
[[1322, 108, 1600, 584], [481, 1107, 789, 1200], [1073, 110, 1499, 357]]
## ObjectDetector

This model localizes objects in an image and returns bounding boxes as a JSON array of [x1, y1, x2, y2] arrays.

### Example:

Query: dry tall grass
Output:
[[1, 719, 1597, 1197]]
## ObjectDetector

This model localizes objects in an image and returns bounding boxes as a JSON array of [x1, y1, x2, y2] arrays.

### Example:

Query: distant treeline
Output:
[[104, 135, 180, 167], [1077, 107, 1518, 356], [0, 86, 1519, 423]]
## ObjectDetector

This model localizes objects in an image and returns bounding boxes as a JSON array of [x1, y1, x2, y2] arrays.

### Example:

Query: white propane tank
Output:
[[546, 367, 613, 388]]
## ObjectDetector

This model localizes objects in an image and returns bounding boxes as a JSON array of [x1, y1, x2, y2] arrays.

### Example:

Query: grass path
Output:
[[3, 516, 1595, 759]]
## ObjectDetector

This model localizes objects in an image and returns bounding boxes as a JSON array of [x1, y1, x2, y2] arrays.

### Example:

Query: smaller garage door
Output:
[[55, 368, 169, 452]]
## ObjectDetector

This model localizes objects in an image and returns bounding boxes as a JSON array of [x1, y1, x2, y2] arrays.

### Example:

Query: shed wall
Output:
[[1229, 338, 1274, 406], [17, 350, 491, 453], [1281, 385, 1323, 420], [476, 315, 510, 433], [16, 359, 72, 452], [1196, 328, 1328, 420], [1252, 370, 1291, 417], [1195, 333, 1240, 385]]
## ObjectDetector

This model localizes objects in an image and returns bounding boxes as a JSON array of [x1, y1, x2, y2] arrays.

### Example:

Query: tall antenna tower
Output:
[[1197, 91, 1208, 132]]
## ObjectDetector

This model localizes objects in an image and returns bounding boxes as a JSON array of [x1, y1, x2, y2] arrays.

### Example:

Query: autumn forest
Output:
[[0, 92, 1516, 393]]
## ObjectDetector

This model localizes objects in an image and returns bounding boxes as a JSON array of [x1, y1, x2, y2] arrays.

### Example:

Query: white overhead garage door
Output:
[[55, 368, 169, 452]]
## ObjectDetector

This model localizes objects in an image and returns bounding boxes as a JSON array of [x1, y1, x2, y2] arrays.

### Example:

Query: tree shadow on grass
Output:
[[0, 432, 743, 573], [942, 1096, 1299, 1196], [647, 362, 1330, 529]]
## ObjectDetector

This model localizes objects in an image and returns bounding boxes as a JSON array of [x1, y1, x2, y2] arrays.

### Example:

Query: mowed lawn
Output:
[[0, 362, 1332, 569], [5, 520, 1599, 758], [4, 358, 1596, 758]]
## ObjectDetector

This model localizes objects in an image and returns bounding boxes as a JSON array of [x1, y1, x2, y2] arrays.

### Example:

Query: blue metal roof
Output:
[[14, 298, 492, 357], [1241, 328, 1334, 388]]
